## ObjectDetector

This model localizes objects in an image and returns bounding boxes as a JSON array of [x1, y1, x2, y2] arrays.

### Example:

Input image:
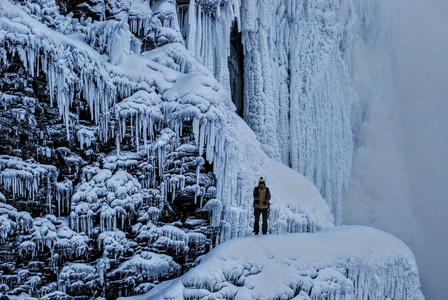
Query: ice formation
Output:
[[0, 203, 33, 241], [143, 226, 424, 300], [0, 156, 58, 207], [58, 263, 100, 296], [110, 250, 181, 285], [70, 168, 143, 235], [178, 0, 356, 221]]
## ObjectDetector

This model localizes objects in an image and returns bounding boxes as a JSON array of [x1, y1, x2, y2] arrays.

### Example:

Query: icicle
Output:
[[135, 113, 140, 152], [187, 0, 197, 53], [193, 117, 200, 145]]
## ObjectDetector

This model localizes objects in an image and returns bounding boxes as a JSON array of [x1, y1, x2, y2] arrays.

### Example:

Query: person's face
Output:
[[260, 183, 265, 187]]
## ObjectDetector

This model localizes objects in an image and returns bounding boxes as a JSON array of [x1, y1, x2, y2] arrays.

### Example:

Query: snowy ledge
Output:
[[127, 226, 423, 300]]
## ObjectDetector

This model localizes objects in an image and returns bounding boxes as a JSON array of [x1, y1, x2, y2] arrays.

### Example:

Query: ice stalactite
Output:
[[0, 156, 58, 205], [187, 231, 207, 254], [147, 206, 161, 223], [179, 0, 236, 90], [0, 168, 37, 201], [0, 214, 13, 242], [54, 222, 90, 262], [202, 198, 222, 228], [77, 127, 97, 150], [154, 225, 190, 255], [112, 89, 163, 155], [19, 240, 36, 258], [167, 174, 186, 201], [87, 16, 141, 66], [152, 128, 177, 182], [219, 206, 250, 241], [98, 230, 128, 260], [269, 204, 318, 234], [55, 180, 73, 217], [0, 202, 33, 237], [32, 217, 58, 258], [128, 15, 150, 38]]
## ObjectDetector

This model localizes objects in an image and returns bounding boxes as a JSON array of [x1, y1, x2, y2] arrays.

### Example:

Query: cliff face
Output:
[[0, 0, 218, 298], [0, 1, 334, 298]]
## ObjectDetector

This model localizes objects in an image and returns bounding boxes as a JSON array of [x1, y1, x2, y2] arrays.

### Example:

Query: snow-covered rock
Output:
[[140, 226, 423, 300]]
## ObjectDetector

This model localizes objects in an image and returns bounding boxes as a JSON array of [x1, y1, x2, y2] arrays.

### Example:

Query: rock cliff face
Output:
[[0, 1, 217, 298]]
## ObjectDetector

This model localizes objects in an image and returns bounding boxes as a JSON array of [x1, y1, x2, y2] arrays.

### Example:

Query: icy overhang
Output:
[[137, 226, 423, 300]]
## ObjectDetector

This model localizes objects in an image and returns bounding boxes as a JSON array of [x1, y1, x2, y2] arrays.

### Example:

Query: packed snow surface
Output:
[[124, 226, 423, 300]]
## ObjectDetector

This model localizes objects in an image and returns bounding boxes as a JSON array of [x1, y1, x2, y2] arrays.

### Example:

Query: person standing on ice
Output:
[[253, 177, 271, 235]]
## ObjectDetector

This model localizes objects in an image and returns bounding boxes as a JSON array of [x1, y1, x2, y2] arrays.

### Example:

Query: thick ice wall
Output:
[[341, 0, 448, 298], [215, 117, 334, 242], [142, 226, 424, 300], [179, 0, 355, 222]]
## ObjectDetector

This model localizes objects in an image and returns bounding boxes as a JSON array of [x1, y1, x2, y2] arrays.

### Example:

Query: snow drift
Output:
[[132, 226, 423, 300]]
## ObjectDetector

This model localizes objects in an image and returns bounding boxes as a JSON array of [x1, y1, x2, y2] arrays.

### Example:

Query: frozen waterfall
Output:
[[0, 0, 439, 298], [179, 0, 356, 223]]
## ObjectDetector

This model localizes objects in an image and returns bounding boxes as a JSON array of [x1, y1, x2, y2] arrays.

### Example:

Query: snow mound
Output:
[[137, 226, 423, 300]]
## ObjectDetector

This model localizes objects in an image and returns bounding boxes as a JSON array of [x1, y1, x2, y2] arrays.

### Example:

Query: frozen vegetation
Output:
[[0, 0, 426, 299]]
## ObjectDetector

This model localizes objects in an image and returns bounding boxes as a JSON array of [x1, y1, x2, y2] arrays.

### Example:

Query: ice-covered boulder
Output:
[[70, 168, 143, 235]]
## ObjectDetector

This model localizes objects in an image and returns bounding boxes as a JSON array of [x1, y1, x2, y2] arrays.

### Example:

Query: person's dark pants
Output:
[[254, 208, 268, 235]]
